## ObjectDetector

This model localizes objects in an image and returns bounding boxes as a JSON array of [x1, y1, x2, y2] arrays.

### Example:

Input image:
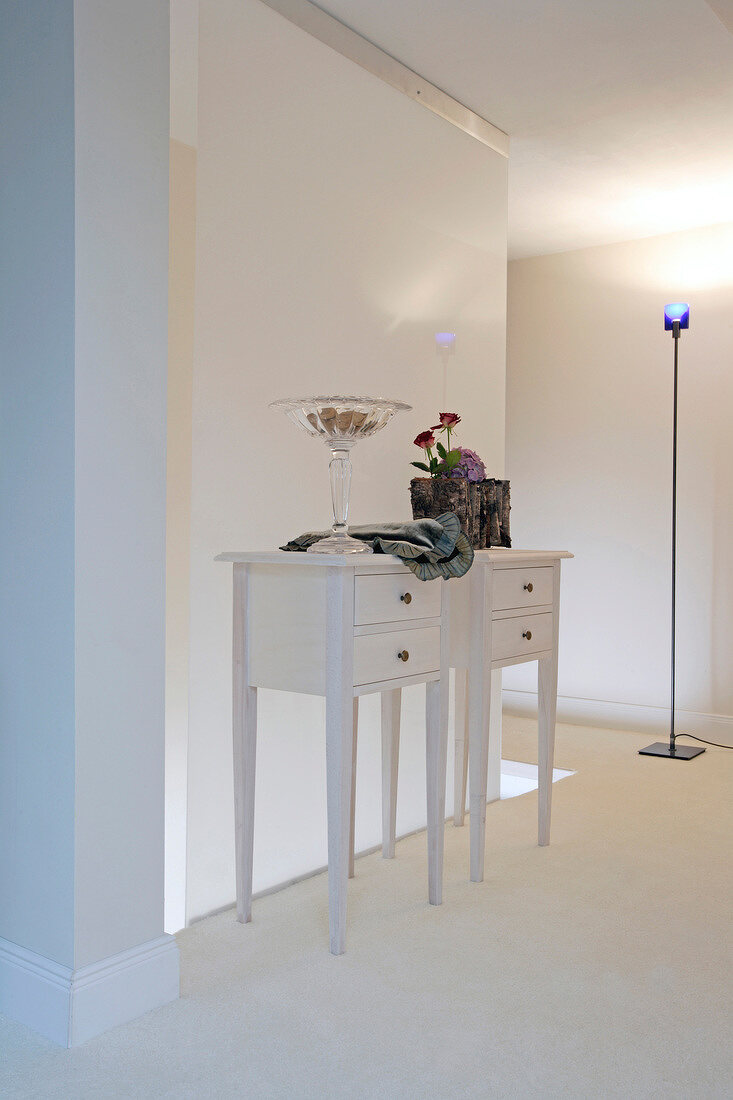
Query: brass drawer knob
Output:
[[397, 650, 410, 662], [523, 582, 533, 593], [400, 592, 412, 604], [522, 630, 532, 640]]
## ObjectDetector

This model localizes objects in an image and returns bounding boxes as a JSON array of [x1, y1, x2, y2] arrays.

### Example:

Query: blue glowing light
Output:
[[435, 332, 456, 348], [664, 303, 690, 330]]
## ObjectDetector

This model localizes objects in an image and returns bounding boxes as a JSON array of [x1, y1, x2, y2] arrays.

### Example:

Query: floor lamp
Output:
[[640, 304, 705, 760]]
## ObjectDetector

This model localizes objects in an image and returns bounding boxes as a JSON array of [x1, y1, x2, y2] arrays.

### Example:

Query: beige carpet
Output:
[[1, 718, 731, 1098]]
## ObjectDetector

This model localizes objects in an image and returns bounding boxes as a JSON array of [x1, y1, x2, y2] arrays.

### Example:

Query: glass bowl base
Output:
[[306, 533, 373, 554]]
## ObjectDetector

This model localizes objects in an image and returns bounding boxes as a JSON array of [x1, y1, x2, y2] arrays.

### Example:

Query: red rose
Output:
[[432, 412, 461, 429], [414, 430, 436, 450]]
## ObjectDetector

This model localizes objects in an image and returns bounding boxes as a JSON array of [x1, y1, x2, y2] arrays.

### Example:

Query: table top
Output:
[[215, 548, 573, 567]]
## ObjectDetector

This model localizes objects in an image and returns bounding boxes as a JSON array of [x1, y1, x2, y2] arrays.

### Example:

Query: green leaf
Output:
[[436, 440, 447, 459], [410, 461, 430, 472]]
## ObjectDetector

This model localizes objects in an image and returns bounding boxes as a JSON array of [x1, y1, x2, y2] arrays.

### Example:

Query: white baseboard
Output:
[[503, 690, 733, 747], [0, 933, 179, 1047]]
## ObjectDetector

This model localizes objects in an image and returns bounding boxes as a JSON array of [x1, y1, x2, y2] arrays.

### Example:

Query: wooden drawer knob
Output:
[[397, 649, 410, 662], [400, 592, 412, 604], [522, 630, 532, 640], [523, 582, 533, 593]]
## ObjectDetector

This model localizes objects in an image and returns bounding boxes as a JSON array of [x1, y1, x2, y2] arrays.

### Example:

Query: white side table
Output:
[[378, 549, 572, 881], [451, 549, 573, 879], [216, 552, 450, 955]]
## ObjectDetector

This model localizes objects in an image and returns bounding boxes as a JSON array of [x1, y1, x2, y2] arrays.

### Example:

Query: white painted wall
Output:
[[185, 0, 507, 922], [0, 0, 77, 967], [72, 0, 171, 969], [170, 0, 199, 149], [1, 0, 176, 1042], [166, 0, 199, 937], [166, 138, 196, 935], [505, 223, 733, 741]]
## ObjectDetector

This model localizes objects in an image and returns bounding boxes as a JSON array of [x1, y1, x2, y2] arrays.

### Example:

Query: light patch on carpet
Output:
[[501, 759, 575, 799]]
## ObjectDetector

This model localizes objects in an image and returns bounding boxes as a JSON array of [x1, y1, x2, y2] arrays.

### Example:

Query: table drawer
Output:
[[491, 613, 553, 662], [493, 567, 553, 611], [354, 626, 440, 685], [354, 573, 441, 626]]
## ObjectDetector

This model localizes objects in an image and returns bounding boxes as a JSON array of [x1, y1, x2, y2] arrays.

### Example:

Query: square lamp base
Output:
[[639, 741, 705, 760]]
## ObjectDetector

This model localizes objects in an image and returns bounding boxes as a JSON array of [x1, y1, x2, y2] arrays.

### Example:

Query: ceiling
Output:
[[315, 0, 733, 258]]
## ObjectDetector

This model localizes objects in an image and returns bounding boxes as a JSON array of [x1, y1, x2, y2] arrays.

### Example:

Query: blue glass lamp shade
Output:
[[664, 303, 690, 330]]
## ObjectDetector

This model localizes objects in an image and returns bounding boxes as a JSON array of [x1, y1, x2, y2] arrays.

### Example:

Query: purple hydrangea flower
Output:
[[449, 446, 486, 482]]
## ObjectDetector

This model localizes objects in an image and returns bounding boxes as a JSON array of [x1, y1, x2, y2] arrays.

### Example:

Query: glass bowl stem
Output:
[[329, 442, 353, 539]]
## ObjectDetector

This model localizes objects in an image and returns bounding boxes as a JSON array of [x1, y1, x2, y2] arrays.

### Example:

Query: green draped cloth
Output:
[[280, 511, 473, 581]]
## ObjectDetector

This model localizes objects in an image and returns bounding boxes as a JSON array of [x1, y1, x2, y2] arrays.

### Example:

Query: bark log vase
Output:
[[410, 477, 511, 549]]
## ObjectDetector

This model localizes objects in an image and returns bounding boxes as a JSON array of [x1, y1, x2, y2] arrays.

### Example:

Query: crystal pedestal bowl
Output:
[[270, 395, 411, 553]]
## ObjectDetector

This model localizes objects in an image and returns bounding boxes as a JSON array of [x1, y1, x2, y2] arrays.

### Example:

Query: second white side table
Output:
[[378, 548, 572, 880], [452, 549, 572, 880]]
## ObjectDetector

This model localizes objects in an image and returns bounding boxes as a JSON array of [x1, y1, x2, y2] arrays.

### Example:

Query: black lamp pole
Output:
[[640, 306, 704, 760]]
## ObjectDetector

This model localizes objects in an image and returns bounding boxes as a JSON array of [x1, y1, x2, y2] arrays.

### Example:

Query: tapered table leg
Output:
[[326, 690, 354, 953], [538, 651, 558, 846], [349, 697, 359, 878], [486, 669, 503, 805], [381, 689, 401, 858], [468, 672, 491, 882], [468, 565, 492, 882], [453, 668, 469, 826], [233, 564, 257, 923], [426, 678, 449, 905], [538, 559, 561, 847], [325, 567, 355, 955]]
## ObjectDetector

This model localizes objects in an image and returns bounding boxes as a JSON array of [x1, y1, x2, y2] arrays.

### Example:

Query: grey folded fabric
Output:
[[280, 511, 474, 581]]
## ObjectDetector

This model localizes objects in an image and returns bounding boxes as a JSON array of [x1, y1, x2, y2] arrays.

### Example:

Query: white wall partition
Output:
[[185, 0, 508, 922], [166, 137, 197, 936], [73, 0, 172, 972], [0, 0, 177, 1045], [0, 0, 76, 971], [505, 224, 733, 744], [166, 0, 199, 936]]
